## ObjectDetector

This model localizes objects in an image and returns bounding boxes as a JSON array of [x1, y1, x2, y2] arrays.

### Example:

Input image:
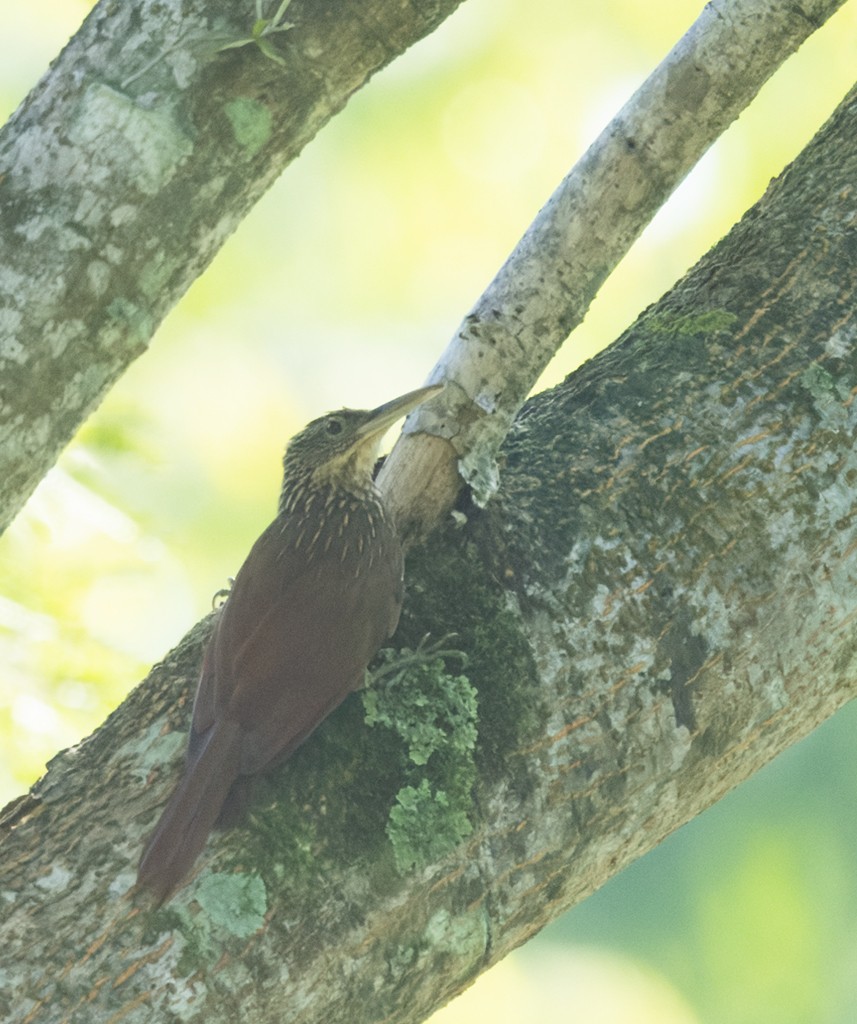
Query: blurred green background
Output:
[[2, 1, 856, 1021]]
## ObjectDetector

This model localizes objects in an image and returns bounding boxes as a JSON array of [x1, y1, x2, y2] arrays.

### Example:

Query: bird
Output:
[[136, 383, 443, 902]]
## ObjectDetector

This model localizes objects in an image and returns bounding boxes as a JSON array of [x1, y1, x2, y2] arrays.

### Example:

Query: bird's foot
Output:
[[366, 633, 467, 689], [211, 577, 235, 610]]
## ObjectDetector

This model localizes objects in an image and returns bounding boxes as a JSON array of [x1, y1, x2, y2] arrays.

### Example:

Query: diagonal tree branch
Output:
[[0, 0, 466, 535], [380, 0, 850, 542]]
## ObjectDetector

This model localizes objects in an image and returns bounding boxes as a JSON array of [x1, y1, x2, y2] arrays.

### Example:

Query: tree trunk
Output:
[[2, 77, 855, 1024]]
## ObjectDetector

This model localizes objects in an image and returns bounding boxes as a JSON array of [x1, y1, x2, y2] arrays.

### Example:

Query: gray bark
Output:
[[0, 0, 465, 535], [2, 76, 855, 1024]]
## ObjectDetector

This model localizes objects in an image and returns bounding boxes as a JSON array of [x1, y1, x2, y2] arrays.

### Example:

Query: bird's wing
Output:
[[192, 516, 402, 775]]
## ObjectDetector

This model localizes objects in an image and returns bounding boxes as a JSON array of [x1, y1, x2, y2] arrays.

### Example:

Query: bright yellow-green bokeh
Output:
[[694, 829, 843, 1022], [2, 2, 856, 1021], [430, 947, 701, 1024]]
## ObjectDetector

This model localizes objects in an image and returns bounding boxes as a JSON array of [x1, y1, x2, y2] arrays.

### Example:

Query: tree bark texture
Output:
[[0, 0, 465, 535], [2, 79, 855, 1024]]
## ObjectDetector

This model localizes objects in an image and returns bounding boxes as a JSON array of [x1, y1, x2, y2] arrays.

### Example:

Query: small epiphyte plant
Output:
[[217, 0, 294, 67]]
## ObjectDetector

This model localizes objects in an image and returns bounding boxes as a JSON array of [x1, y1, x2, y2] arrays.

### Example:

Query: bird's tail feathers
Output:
[[136, 721, 241, 903]]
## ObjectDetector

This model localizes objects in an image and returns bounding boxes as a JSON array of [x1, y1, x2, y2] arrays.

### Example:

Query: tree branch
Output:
[[2, 73, 855, 1024], [379, 0, 850, 543], [0, 0, 465, 534]]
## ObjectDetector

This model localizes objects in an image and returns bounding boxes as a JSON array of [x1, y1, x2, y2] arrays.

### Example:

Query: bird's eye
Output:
[[326, 418, 344, 435]]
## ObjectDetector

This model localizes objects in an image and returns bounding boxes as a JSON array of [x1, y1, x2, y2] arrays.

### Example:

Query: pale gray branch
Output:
[[380, 0, 850, 541]]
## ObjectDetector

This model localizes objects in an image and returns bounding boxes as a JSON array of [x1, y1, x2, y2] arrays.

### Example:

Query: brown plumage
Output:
[[137, 385, 442, 902]]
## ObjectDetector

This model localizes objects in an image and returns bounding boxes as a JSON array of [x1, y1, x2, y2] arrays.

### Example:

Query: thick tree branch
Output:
[[2, 78, 855, 1024], [0, 0, 465, 534], [379, 0, 849, 543]]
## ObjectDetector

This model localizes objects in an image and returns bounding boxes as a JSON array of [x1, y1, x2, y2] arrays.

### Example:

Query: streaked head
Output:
[[282, 384, 444, 491]]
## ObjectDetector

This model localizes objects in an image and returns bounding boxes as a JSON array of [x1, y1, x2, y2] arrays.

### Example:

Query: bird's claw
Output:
[[368, 633, 467, 687], [211, 577, 235, 610]]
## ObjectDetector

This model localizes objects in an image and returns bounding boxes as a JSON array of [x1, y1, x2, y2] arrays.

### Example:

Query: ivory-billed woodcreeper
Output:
[[137, 384, 442, 901]]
